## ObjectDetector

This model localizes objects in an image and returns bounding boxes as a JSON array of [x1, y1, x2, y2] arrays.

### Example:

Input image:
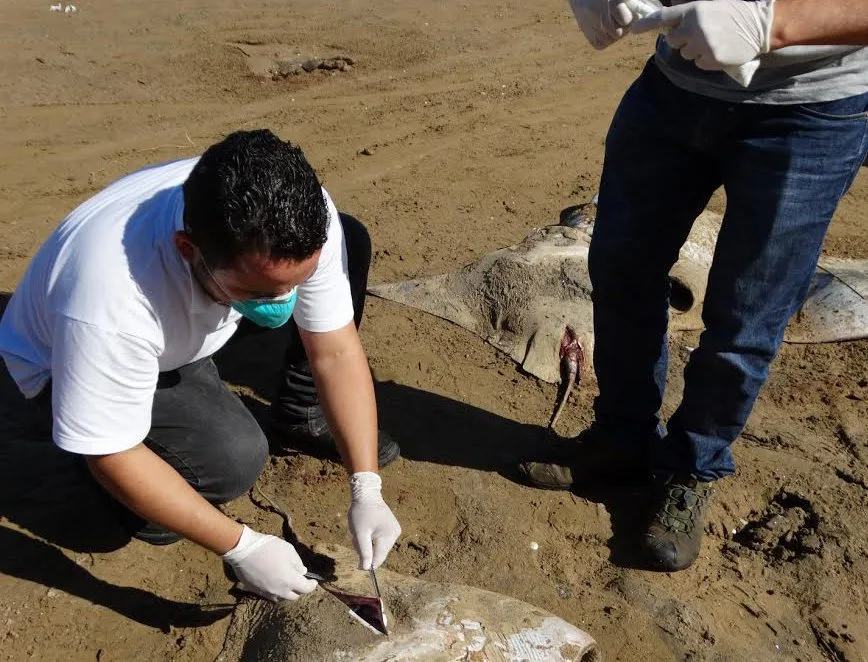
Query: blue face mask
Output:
[[231, 288, 298, 329]]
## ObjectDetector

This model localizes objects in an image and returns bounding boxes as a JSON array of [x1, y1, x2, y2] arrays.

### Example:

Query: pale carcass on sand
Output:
[[216, 544, 600, 662], [368, 209, 868, 387]]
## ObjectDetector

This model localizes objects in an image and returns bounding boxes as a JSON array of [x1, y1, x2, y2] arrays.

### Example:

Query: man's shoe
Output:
[[271, 406, 401, 468], [114, 503, 182, 546], [106, 491, 183, 546], [518, 427, 650, 491], [642, 474, 713, 571], [132, 522, 183, 546]]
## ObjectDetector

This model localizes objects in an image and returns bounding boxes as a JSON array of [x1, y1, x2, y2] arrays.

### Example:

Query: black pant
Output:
[[44, 213, 371, 514]]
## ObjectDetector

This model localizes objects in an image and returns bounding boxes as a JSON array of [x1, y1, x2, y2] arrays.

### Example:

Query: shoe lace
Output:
[[657, 477, 710, 534]]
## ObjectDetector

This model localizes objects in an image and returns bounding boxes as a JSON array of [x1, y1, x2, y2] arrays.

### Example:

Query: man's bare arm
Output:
[[771, 0, 868, 49], [299, 322, 378, 475], [86, 444, 243, 554]]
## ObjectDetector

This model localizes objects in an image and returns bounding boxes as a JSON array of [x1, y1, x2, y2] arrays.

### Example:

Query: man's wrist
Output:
[[769, 0, 787, 50], [210, 517, 246, 555], [221, 524, 254, 559], [347, 459, 379, 474], [341, 438, 379, 475], [768, 0, 804, 50]]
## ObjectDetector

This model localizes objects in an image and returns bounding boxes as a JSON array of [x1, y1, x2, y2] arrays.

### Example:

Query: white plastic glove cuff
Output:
[[222, 525, 259, 563], [348, 471, 401, 570], [350, 470, 384, 503], [759, 0, 775, 54]]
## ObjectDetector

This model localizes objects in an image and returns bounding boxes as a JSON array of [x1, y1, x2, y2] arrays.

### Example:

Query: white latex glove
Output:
[[347, 471, 401, 570], [222, 525, 318, 602], [634, 0, 775, 70], [568, 0, 638, 50]]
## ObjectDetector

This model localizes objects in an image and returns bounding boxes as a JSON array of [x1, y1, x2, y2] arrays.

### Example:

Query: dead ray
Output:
[[216, 544, 600, 662], [367, 211, 868, 383]]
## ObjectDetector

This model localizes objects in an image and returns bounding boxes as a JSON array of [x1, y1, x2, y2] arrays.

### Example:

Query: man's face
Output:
[[174, 232, 320, 304]]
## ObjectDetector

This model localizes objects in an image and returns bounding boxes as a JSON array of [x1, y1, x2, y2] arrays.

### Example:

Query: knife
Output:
[[304, 570, 389, 636]]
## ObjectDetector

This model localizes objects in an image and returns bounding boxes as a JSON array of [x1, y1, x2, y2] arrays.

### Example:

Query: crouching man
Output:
[[0, 129, 401, 601]]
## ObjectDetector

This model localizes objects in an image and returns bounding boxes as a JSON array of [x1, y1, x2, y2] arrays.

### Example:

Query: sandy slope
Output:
[[1, 0, 866, 660]]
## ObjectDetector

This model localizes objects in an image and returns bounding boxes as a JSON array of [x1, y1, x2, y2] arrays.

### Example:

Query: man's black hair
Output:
[[183, 129, 328, 268]]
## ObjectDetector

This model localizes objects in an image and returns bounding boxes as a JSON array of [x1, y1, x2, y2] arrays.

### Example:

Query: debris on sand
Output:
[[733, 490, 823, 562], [271, 56, 355, 80]]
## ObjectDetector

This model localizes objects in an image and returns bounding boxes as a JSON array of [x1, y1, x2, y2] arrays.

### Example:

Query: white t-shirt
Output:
[[0, 157, 354, 455]]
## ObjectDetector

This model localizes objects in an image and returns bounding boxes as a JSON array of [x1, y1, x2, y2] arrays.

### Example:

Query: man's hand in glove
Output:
[[347, 471, 401, 570], [569, 0, 640, 50], [634, 0, 775, 69], [222, 525, 318, 602]]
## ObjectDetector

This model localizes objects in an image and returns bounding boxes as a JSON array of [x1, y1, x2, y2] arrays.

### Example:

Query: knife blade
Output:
[[304, 570, 389, 636]]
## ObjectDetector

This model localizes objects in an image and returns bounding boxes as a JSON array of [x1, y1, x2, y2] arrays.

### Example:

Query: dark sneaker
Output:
[[518, 427, 650, 491], [271, 406, 401, 468], [132, 522, 183, 546], [643, 474, 713, 571], [97, 475, 182, 546], [112, 501, 182, 546]]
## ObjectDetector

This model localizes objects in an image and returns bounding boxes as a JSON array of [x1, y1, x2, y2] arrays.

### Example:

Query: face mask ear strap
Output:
[[249, 287, 298, 304]]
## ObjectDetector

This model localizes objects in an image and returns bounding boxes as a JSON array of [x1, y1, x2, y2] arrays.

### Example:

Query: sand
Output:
[[1, 0, 867, 660]]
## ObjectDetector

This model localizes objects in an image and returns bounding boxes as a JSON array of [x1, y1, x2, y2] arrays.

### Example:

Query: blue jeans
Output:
[[590, 60, 868, 482]]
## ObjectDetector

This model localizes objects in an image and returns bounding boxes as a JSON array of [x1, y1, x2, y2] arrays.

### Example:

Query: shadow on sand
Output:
[[217, 321, 651, 570], [0, 293, 231, 630]]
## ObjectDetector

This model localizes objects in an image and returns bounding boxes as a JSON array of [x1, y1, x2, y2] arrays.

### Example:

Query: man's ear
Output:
[[173, 231, 197, 264]]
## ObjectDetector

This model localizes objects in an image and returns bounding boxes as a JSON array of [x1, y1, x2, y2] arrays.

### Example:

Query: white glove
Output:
[[222, 525, 318, 602], [568, 0, 639, 50], [634, 0, 775, 70], [347, 471, 401, 570]]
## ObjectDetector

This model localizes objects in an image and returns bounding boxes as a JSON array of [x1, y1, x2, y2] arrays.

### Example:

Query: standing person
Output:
[[0, 129, 401, 601], [522, 0, 868, 571]]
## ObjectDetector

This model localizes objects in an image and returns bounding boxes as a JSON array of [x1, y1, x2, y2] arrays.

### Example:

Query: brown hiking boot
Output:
[[520, 454, 575, 490], [518, 428, 650, 491], [643, 474, 713, 571]]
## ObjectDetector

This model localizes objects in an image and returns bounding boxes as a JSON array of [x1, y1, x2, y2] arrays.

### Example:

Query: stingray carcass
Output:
[[368, 210, 868, 383], [217, 544, 600, 662]]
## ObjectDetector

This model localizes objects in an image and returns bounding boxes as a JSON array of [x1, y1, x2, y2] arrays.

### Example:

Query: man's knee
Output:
[[588, 232, 631, 297], [205, 420, 268, 504], [588, 226, 674, 306], [151, 410, 268, 505]]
